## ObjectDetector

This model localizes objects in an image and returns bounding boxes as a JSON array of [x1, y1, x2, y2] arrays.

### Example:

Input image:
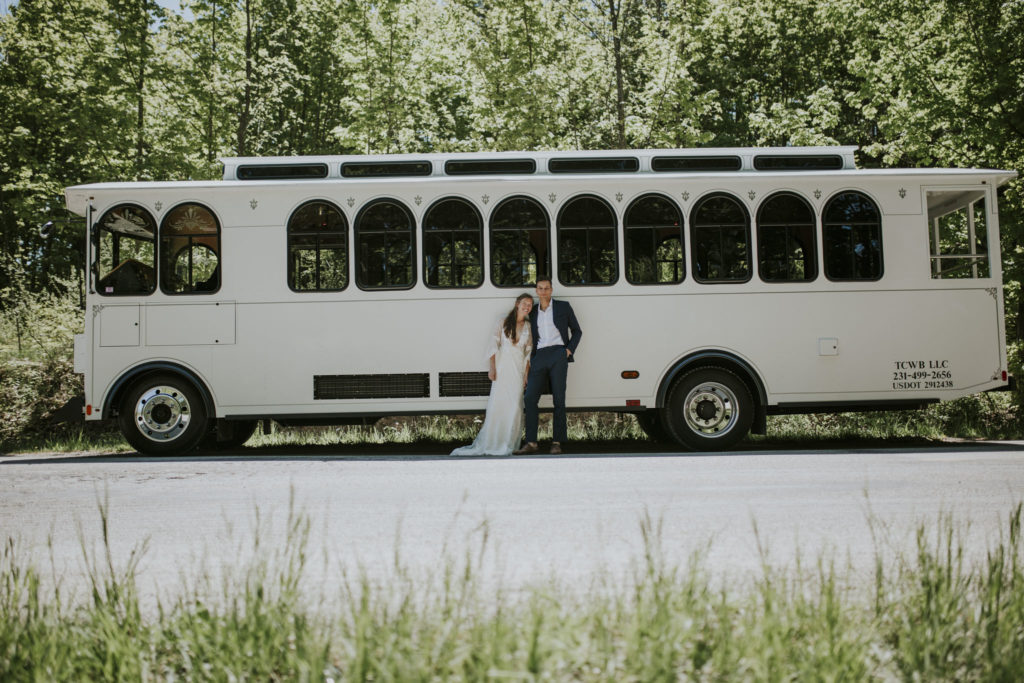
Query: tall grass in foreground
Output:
[[3, 506, 1024, 681]]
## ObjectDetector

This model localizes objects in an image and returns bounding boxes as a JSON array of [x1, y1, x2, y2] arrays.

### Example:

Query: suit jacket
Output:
[[529, 299, 582, 362]]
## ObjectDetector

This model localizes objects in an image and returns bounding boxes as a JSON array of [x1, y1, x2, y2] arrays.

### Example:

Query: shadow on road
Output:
[[5, 436, 1024, 465]]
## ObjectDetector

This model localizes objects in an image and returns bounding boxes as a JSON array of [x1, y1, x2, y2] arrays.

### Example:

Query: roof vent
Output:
[[237, 163, 328, 180], [753, 155, 844, 171], [341, 161, 432, 177], [652, 156, 742, 172], [445, 159, 536, 175], [549, 157, 639, 174]]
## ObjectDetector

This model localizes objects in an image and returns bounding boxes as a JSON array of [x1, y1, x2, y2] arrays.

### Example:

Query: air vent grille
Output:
[[314, 373, 429, 400], [439, 372, 492, 397]]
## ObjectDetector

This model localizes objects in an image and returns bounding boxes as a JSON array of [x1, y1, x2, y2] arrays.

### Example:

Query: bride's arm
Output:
[[486, 322, 502, 381], [523, 327, 532, 386]]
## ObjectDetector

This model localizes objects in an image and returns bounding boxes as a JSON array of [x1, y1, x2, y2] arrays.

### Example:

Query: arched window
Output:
[[757, 192, 817, 282], [557, 195, 618, 286], [422, 198, 483, 288], [160, 203, 220, 294], [355, 199, 415, 290], [822, 192, 882, 281], [624, 194, 684, 284], [95, 203, 156, 296], [287, 201, 348, 291], [490, 196, 550, 287], [690, 193, 750, 283]]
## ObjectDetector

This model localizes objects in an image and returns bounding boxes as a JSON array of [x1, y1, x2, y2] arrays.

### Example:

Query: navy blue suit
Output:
[[524, 300, 582, 443]]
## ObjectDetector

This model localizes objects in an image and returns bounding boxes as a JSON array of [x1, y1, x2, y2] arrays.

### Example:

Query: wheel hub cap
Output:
[[684, 383, 738, 437], [135, 386, 191, 442]]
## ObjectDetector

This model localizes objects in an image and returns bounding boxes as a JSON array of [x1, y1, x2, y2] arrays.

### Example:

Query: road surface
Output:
[[2, 441, 1023, 604]]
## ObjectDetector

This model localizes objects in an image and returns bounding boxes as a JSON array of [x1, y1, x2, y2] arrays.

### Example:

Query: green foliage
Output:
[[0, 255, 86, 450]]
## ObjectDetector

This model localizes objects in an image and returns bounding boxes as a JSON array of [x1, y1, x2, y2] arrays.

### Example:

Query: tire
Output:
[[118, 373, 209, 455], [660, 366, 754, 451], [635, 410, 671, 442]]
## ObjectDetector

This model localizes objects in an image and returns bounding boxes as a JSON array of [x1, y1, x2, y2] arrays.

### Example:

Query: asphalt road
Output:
[[2, 441, 1024, 604]]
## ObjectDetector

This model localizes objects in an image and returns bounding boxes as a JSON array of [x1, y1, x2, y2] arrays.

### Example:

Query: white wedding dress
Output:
[[451, 322, 532, 456]]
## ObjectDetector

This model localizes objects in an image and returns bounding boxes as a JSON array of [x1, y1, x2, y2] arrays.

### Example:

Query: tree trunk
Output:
[[609, 0, 626, 149], [237, 0, 253, 156]]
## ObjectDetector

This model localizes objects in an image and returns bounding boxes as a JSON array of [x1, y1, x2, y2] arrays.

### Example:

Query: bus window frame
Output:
[[821, 189, 884, 283], [421, 196, 485, 290], [924, 184, 992, 280], [93, 202, 158, 297], [556, 193, 620, 287], [488, 194, 551, 289], [354, 197, 417, 291], [755, 190, 819, 284], [623, 192, 686, 286], [689, 191, 752, 285], [286, 199, 350, 293], [159, 201, 222, 296]]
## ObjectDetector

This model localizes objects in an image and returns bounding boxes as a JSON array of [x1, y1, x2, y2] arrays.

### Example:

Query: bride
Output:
[[451, 294, 533, 456]]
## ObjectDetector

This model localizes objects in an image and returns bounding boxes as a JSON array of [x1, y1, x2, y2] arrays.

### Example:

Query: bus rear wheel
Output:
[[660, 367, 753, 451], [118, 374, 208, 455]]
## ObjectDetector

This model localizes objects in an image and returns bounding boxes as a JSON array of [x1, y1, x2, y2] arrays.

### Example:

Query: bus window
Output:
[[95, 204, 156, 296], [624, 194, 684, 285], [927, 190, 989, 279], [355, 199, 415, 290], [422, 198, 483, 288], [557, 196, 617, 286], [757, 192, 817, 282], [690, 193, 751, 283], [288, 201, 348, 291], [160, 203, 220, 294], [823, 192, 882, 281], [490, 196, 550, 287]]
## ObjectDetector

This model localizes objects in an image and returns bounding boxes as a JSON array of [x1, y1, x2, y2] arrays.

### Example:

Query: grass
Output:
[[3, 503, 1024, 681]]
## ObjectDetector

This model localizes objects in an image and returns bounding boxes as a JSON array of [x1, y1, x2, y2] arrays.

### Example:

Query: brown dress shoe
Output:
[[549, 442, 562, 455], [513, 442, 539, 455]]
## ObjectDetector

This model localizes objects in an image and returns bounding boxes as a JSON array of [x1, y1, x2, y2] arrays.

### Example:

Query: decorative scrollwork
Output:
[[167, 205, 216, 233]]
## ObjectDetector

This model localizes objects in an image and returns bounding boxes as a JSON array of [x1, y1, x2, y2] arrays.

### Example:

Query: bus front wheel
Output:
[[118, 374, 209, 455], [661, 367, 753, 451]]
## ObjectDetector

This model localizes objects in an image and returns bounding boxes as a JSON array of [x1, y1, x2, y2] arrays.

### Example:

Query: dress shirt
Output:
[[536, 302, 564, 349]]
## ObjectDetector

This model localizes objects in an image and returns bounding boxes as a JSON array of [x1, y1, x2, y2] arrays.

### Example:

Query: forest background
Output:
[[1, 0, 1022, 446]]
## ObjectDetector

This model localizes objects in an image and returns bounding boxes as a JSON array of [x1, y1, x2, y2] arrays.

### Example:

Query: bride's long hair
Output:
[[503, 293, 534, 343]]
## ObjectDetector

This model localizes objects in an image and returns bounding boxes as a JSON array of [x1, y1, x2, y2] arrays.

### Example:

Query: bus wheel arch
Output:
[[107, 363, 215, 455], [656, 352, 767, 449]]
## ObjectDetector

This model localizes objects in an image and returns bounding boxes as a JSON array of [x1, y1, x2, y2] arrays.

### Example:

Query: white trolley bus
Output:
[[65, 146, 1016, 454]]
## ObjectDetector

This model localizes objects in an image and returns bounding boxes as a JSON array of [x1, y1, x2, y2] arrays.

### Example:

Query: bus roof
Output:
[[64, 147, 1017, 217]]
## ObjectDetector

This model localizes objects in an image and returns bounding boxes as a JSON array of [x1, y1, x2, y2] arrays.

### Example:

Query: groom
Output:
[[515, 276, 582, 455]]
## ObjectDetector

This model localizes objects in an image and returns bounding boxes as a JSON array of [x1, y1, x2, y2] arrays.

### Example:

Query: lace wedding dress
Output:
[[451, 322, 532, 456]]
